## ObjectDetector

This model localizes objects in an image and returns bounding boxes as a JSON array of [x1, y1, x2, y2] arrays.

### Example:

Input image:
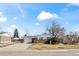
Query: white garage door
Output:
[[24, 38, 32, 44]]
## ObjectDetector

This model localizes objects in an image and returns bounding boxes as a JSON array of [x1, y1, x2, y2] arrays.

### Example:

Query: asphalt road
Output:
[[0, 49, 79, 56]]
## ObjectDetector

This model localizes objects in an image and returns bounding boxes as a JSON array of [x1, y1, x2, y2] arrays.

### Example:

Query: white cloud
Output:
[[67, 3, 79, 7], [37, 11, 59, 21], [0, 12, 7, 22], [11, 24, 17, 29], [0, 16, 7, 22], [35, 22, 41, 26]]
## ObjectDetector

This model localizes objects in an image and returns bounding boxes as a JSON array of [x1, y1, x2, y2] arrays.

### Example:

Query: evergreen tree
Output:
[[13, 28, 19, 38]]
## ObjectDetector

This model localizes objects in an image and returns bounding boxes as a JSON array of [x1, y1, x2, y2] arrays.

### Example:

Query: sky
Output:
[[0, 3, 79, 37]]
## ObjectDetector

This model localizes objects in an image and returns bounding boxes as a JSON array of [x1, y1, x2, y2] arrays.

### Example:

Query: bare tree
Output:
[[63, 32, 79, 44], [47, 21, 65, 44], [69, 32, 79, 44]]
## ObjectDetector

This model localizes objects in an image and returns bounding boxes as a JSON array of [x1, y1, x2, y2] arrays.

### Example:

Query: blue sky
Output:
[[0, 3, 79, 36]]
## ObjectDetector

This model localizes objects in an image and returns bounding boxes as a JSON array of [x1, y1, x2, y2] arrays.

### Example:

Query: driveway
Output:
[[0, 43, 30, 52]]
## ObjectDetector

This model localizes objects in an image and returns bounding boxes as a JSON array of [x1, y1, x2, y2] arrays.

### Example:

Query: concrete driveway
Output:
[[0, 43, 30, 51]]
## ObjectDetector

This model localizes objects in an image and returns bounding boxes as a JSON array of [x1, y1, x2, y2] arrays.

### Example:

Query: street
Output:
[[0, 49, 79, 56]]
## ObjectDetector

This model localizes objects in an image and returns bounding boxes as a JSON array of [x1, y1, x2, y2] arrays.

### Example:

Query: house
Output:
[[0, 32, 11, 43], [37, 33, 52, 40], [23, 33, 53, 44], [33, 33, 53, 43]]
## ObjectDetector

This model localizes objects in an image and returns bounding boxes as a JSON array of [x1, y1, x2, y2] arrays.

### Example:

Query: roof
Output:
[[0, 32, 10, 37], [23, 33, 53, 40], [24, 35, 37, 38], [37, 33, 52, 38]]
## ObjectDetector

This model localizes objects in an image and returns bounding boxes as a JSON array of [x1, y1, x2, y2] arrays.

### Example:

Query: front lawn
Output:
[[28, 43, 79, 50]]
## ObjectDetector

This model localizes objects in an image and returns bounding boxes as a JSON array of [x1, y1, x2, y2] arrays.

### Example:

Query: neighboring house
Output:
[[23, 33, 53, 44], [12, 37, 24, 43], [0, 32, 11, 43], [37, 33, 52, 40], [34, 33, 52, 43]]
